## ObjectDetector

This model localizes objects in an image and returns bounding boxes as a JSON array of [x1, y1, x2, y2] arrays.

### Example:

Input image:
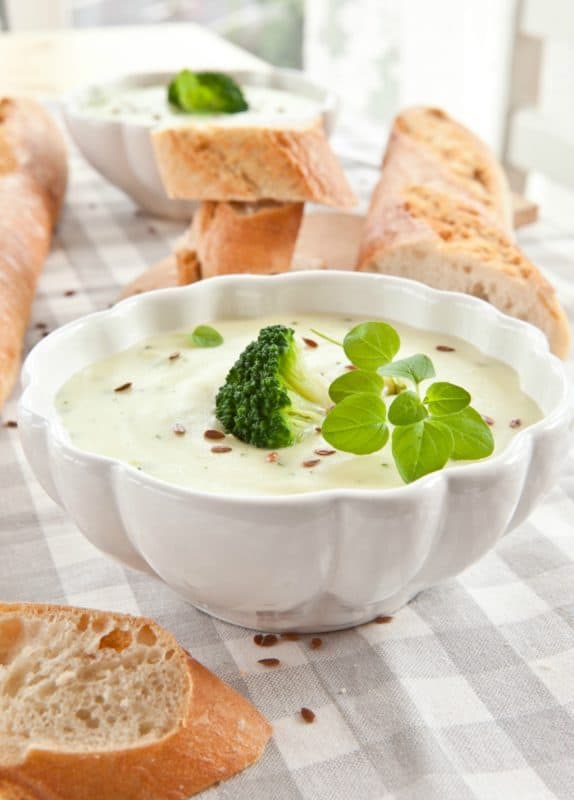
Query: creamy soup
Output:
[[55, 315, 541, 496], [81, 84, 322, 128]]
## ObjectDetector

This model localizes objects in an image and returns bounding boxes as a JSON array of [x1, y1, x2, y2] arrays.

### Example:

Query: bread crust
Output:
[[0, 603, 271, 800], [0, 98, 67, 409], [152, 119, 356, 208], [380, 107, 513, 231], [179, 200, 304, 280], [357, 107, 570, 357]]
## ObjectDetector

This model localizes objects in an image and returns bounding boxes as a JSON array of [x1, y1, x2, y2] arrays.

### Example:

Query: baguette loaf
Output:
[[357, 107, 570, 357], [0, 602, 271, 800], [152, 118, 356, 208], [0, 98, 67, 409]]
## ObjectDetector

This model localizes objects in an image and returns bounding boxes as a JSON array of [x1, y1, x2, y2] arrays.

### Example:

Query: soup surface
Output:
[[81, 84, 322, 127], [56, 314, 541, 495]]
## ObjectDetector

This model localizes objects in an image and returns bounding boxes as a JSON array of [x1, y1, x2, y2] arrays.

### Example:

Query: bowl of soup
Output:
[[18, 272, 572, 631], [62, 68, 336, 219]]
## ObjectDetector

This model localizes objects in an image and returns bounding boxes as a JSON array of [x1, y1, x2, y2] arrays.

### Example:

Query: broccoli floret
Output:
[[215, 325, 328, 449]]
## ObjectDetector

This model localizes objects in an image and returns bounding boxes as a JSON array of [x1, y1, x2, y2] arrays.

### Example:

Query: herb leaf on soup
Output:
[[168, 70, 248, 114], [392, 419, 454, 483], [343, 322, 400, 371], [188, 325, 223, 348], [328, 369, 384, 403], [442, 407, 495, 460], [388, 391, 428, 425], [378, 354, 435, 387], [322, 394, 389, 455], [424, 382, 471, 416]]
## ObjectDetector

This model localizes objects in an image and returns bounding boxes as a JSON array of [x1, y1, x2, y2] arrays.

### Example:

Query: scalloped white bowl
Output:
[[62, 68, 338, 220], [18, 273, 573, 632]]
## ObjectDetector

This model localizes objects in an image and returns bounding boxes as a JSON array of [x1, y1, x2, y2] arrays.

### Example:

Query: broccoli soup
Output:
[[55, 314, 541, 496]]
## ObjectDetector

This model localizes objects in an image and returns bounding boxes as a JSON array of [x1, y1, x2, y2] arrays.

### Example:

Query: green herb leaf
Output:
[[188, 325, 223, 348], [328, 370, 384, 403], [392, 419, 454, 483], [378, 354, 435, 386], [443, 407, 495, 460], [424, 381, 471, 417], [343, 322, 400, 371], [168, 69, 248, 114], [388, 391, 428, 425], [322, 393, 389, 455]]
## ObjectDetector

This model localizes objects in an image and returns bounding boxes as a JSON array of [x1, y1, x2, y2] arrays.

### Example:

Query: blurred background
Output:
[[1, 0, 573, 225]]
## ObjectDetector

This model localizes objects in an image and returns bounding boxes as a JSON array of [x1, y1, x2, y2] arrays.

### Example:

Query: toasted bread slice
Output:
[[0, 603, 271, 800], [358, 184, 570, 357], [152, 118, 356, 208]]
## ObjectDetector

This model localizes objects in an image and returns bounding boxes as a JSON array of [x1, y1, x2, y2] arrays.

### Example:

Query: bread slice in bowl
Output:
[[0, 603, 271, 800], [152, 117, 356, 208]]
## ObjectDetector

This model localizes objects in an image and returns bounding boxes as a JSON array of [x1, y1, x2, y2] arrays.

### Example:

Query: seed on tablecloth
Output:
[[254, 634, 278, 647], [310, 637, 322, 650], [114, 382, 132, 393], [374, 615, 393, 624], [300, 707, 316, 723], [258, 658, 280, 667]]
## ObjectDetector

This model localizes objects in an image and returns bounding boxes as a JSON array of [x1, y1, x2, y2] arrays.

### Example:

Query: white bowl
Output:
[[18, 273, 573, 632], [62, 69, 338, 220]]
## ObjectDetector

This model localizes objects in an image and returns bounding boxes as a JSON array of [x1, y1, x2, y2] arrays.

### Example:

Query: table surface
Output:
[[1, 28, 574, 800], [0, 23, 264, 97]]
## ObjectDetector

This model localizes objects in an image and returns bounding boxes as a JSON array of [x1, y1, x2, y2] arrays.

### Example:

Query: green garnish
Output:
[[168, 69, 248, 114], [378, 354, 435, 387], [212, 319, 495, 484], [392, 419, 454, 483], [320, 321, 494, 482], [443, 407, 495, 460], [342, 322, 400, 371], [188, 325, 223, 348], [215, 325, 328, 449], [328, 370, 384, 403], [423, 382, 470, 416], [322, 394, 389, 455], [388, 391, 427, 425]]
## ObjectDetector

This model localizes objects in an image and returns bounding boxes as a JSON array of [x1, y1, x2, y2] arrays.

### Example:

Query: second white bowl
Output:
[[62, 68, 338, 220]]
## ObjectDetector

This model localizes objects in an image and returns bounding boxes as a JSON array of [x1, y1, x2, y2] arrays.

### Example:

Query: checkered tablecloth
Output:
[[1, 146, 573, 800]]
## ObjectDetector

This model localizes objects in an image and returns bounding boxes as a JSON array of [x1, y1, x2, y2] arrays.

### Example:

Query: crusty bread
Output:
[[0, 98, 67, 409], [178, 200, 304, 280], [152, 118, 356, 208], [357, 107, 570, 357], [0, 603, 271, 800], [380, 107, 513, 231]]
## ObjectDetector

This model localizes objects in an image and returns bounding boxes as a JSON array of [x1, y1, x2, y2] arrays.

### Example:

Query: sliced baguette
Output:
[[177, 200, 304, 280], [152, 118, 356, 208], [0, 602, 271, 800], [380, 107, 513, 231], [357, 108, 570, 357]]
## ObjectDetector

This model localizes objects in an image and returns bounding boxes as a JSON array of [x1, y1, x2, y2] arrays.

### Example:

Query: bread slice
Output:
[[357, 107, 570, 358], [152, 118, 356, 208], [0, 603, 271, 800], [380, 107, 513, 231], [177, 200, 304, 280], [358, 184, 570, 357]]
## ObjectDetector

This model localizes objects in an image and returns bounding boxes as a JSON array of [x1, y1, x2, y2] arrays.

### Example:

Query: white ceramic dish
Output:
[[62, 69, 338, 220], [18, 273, 573, 632]]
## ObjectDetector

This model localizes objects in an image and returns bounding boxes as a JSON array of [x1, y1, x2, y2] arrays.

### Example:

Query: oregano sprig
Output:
[[320, 321, 494, 483]]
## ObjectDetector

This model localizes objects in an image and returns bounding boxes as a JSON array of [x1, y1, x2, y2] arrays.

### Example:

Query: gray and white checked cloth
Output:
[[1, 148, 573, 800]]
